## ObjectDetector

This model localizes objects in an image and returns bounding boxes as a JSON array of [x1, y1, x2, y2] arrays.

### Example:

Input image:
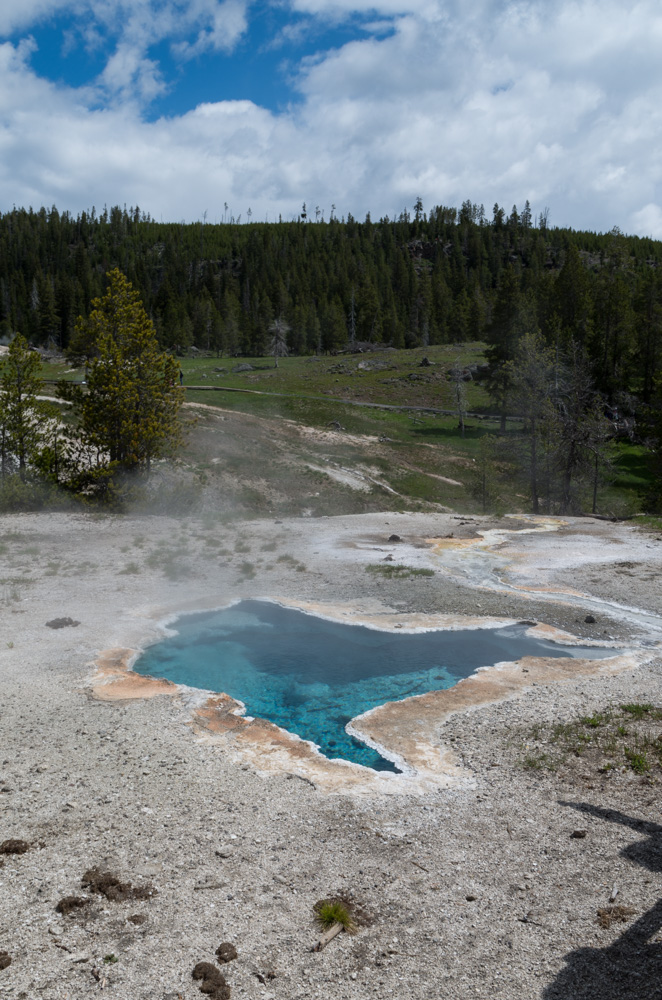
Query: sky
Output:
[[1, 0, 661, 235]]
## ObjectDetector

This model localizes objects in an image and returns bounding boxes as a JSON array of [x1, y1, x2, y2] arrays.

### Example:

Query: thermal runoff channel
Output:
[[136, 601, 614, 771]]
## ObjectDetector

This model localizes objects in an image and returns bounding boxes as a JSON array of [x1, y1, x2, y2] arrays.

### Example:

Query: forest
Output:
[[2, 200, 662, 513], [0, 201, 660, 402]]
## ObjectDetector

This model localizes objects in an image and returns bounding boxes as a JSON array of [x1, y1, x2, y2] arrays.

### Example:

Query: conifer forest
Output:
[[2, 199, 662, 513]]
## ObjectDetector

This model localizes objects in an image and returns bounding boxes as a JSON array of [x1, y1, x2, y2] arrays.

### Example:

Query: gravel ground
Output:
[[0, 510, 661, 999]]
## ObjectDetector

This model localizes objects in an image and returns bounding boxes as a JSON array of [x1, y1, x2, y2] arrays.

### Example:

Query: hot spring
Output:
[[135, 600, 616, 772]]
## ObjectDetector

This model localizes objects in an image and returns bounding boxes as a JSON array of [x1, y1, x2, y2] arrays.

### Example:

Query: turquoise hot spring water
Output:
[[135, 600, 616, 772]]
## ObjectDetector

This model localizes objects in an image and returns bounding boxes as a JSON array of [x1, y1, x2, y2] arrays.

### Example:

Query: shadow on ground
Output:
[[543, 802, 662, 1000]]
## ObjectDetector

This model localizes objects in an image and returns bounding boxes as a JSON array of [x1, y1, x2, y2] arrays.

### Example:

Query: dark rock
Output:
[[0, 839, 29, 854], [128, 913, 147, 925], [0, 952, 11, 971], [45, 617, 80, 629], [584, 615, 596, 624], [571, 829, 588, 839], [388, 534, 401, 542], [215, 942, 238, 964]]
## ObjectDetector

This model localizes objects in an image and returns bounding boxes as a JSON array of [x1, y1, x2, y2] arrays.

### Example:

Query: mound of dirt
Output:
[[215, 942, 237, 964], [56, 896, 90, 915], [597, 905, 637, 929], [81, 868, 157, 902], [0, 839, 29, 855], [192, 961, 230, 997]]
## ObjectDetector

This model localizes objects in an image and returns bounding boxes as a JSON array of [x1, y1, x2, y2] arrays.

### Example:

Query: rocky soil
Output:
[[0, 510, 661, 999]]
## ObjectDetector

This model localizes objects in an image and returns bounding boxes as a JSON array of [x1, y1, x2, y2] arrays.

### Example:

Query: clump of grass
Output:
[[119, 562, 141, 575], [624, 749, 650, 774], [365, 563, 434, 579], [238, 561, 256, 579], [580, 712, 610, 728], [621, 703, 661, 719], [275, 553, 307, 571], [314, 898, 357, 933], [522, 752, 555, 772]]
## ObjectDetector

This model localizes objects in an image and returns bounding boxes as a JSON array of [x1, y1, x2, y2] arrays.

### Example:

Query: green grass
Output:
[[365, 563, 435, 579], [621, 702, 661, 719], [314, 898, 357, 933], [518, 703, 662, 777], [624, 749, 650, 774], [39, 343, 659, 518]]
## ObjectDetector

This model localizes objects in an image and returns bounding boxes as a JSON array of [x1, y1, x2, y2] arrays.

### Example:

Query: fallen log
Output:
[[312, 922, 343, 952]]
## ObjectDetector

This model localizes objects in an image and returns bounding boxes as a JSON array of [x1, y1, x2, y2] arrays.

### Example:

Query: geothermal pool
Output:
[[136, 600, 614, 772]]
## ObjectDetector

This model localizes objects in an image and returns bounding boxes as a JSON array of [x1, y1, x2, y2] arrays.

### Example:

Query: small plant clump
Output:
[[365, 563, 434, 579], [314, 897, 357, 933]]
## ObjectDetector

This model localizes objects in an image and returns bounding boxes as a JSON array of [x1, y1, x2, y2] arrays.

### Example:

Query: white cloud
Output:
[[173, 0, 248, 59], [0, 1, 76, 35], [631, 203, 662, 239], [0, 1, 251, 102], [0, 1, 661, 235]]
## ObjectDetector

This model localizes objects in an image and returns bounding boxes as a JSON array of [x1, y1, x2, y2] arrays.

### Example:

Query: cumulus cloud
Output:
[[0, 0, 661, 234]]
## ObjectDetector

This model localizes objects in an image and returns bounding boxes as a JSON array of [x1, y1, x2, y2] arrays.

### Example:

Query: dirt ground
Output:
[[0, 508, 661, 999]]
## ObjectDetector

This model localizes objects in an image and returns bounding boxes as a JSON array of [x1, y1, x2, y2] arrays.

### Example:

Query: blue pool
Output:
[[135, 600, 615, 772]]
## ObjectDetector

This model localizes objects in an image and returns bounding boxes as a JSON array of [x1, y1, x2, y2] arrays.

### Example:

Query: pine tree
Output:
[[63, 270, 183, 478], [0, 334, 47, 482]]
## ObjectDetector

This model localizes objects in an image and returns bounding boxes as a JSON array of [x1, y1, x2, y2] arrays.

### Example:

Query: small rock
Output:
[[45, 617, 80, 629], [0, 952, 11, 971], [465, 894, 477, 902], [584, 615, 596, 624], [570, 829, 588, 839], [216, 846, 234, 859], [388, 534, 401, 542]]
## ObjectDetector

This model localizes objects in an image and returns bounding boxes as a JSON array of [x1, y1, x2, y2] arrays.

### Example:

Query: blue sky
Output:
[[0, 1, 661, 235], [19, 3, 385, 116]]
